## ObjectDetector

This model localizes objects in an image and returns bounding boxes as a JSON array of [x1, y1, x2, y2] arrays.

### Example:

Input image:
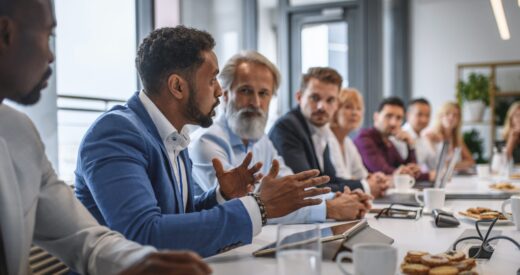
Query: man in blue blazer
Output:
[[75, 26, 330, 257]]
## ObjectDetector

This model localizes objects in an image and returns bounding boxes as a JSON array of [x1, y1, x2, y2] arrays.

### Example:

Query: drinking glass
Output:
[[276, 224, 321, 275]]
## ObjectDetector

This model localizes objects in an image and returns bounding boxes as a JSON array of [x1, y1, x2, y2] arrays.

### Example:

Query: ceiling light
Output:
[[490, 0, 511, 40]]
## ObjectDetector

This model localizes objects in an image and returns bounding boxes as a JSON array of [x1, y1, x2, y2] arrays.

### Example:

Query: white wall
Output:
[[410, 0, 520, 158], [410, 0, 520, 112]]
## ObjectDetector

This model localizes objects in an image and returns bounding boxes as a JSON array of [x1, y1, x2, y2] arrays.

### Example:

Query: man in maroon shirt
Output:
[[354, 97, 434, 181]]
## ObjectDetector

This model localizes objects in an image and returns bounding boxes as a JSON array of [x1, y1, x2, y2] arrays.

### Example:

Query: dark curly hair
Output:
[[135, 26, 215, 95]]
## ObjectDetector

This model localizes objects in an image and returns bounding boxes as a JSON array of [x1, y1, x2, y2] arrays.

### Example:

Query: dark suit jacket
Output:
[[75, 92, 252, 257], [268, 107, 364, 192]]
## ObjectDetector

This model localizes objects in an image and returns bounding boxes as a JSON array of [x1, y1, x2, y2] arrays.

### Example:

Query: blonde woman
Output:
[[328, 88, 390, 198], [424, 102, 475, 170], [503, 102, 520, 162]]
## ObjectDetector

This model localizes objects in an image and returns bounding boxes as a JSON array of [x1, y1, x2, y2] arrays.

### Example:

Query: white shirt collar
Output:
[[306, 120, 329, 139], [139, 90, 190, 152]]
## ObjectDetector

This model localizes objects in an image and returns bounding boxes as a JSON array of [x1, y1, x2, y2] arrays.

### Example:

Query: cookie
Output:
[[421, 254, 449, 267], [442, 250, 465, 262], [428, 266, 459, 275], [460, 258, 476, 268], [401, 263, 430, 275], [405, 251, 429, 263]]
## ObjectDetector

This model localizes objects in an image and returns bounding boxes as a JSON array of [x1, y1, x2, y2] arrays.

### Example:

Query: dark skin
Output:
[[0, 0, 212, 274]]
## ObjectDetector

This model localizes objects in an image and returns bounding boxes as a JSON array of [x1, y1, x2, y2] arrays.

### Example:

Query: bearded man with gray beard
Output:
[[189, 51, 371, 224]]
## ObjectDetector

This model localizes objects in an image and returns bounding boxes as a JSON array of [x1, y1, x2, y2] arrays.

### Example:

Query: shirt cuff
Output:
[[308, 199, 327, 222], [238, 196, 262, 237], [215, 185, 227, 204], [360, 178, 371, 196]]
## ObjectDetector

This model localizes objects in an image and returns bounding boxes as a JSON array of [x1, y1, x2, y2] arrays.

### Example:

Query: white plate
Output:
[[456, 212, 513, 225]]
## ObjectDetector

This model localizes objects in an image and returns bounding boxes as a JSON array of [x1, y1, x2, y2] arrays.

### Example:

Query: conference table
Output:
[[206, 176, 520, 275]]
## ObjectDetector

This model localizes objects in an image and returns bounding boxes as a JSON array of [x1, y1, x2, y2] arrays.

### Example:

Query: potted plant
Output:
[[463, 129, 487, 163], [456, 73, 490, 122]]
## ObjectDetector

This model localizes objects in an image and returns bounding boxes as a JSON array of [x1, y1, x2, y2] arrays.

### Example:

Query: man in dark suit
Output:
[[269, 67, 386, 196]]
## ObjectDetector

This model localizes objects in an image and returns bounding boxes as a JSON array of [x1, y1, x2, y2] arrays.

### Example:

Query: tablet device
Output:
[[252, 219, 367, 257]]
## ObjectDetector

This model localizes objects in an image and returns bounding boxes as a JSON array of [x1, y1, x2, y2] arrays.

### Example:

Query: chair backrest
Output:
[[29, 245, 69, 275]]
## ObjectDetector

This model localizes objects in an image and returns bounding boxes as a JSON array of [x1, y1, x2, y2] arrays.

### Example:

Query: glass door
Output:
[[289, 7, 350, 104]]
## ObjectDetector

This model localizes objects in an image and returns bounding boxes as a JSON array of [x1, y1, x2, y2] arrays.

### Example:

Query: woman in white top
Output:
[[329, 88, 390, 197], [424, 102, 475, 170]]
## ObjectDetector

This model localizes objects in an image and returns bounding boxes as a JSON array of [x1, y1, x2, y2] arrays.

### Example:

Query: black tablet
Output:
[[252, 219, 368, 257]]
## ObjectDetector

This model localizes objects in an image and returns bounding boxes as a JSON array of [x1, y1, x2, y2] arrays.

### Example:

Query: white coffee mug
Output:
[[501, 195, 520, 230], [476, 164, 490, 178], [415, 188, 445, 211], [336, 243, 397, 275], [394, 175, 415, 192]]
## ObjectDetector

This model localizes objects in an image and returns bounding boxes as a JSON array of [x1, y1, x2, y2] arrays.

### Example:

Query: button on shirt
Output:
[[139, 91, 189, 209], [139, 91, 262, 235], [402, 123, 437, 171]]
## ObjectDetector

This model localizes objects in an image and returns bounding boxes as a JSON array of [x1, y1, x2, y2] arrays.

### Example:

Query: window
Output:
[[55, 0, 137, 183]]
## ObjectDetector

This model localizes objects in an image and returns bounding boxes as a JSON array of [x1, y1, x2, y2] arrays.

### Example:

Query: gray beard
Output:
[[225, 102, 267, 140]]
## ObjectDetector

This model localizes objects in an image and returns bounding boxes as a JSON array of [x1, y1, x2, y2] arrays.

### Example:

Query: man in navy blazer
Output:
[[269, 67, 386, 196], [74, 26, 330, 257]]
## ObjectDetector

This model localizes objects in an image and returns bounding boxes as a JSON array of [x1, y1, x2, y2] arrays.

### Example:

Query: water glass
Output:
[[276, 224, 321, 275]]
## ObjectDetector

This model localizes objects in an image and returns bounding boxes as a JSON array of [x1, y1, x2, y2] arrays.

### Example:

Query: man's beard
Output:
[[226, 101, 267, 140], [184, 80, 217, 128], [15, 68, 52, 105]]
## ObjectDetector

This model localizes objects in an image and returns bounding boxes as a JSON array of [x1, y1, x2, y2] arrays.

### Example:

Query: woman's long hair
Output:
[[502, 102, 520, 140], [432, 101, 463, 147]]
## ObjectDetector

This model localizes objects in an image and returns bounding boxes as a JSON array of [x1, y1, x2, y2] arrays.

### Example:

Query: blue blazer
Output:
[[74, 92, 252, 257], [269, 107, 364, 192]]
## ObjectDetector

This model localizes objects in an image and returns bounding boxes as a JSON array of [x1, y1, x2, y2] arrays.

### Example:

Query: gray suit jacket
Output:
[[0, 104, 155, 275]]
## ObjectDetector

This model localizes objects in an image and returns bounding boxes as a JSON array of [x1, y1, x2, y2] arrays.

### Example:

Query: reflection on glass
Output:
[[496, 66, 520, 93], [301, 21, 348, 86]]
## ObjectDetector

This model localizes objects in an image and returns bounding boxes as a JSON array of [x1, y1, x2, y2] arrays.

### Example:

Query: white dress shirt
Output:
[[139, 91, 190, 209], [189, 116, 333, 224], [306, 122, 371, 194], [328, 133, 369, 180], [402, 123, 437, 171], [139, 91, 261, 235], [306, 121, 329, 171]]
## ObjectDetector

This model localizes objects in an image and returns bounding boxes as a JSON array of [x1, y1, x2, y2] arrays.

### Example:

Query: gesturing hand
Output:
[[258, 159, 331, 218], [119, 251, 212, 275], [213, 152, 263, 200]]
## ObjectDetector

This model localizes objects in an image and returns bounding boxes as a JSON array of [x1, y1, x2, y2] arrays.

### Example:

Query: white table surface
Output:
[[206, 176, 520, 275]]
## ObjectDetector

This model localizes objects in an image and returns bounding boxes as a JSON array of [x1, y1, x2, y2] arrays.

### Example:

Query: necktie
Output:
[[0, 227, 7, 275], [323, 144, 337, 178]]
